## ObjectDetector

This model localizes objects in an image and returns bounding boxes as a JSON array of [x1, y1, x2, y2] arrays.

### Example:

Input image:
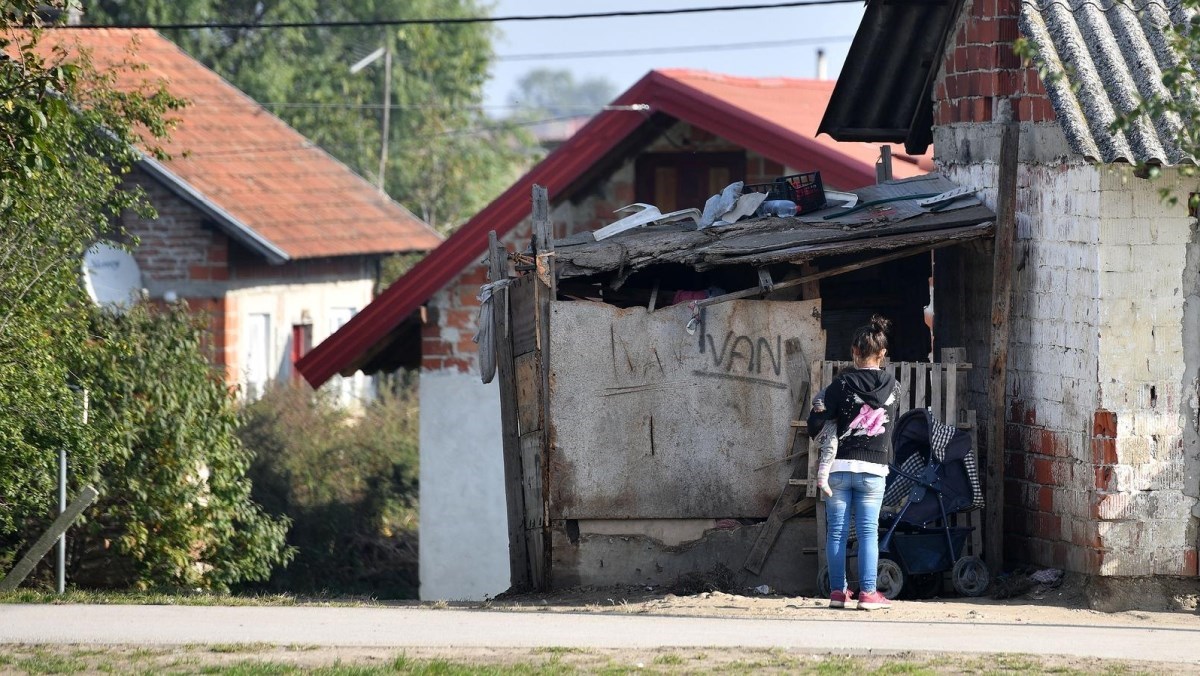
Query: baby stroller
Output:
[[818, 408, 989, 599]]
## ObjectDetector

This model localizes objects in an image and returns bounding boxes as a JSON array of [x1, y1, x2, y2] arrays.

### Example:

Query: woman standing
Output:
[[808, 315, 901, 610]]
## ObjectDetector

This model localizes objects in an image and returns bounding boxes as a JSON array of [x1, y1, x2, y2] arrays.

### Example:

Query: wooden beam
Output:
[[1, 486, 98, 592], [489, 230, 531, 591], [697, 232, 991, 309], [986, 120, 1020, 575], [531, 185, 554, 589]]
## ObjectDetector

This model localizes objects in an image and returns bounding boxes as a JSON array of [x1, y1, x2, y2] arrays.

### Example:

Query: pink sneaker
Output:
[[857, 590, 892, 610], [829, 589, 855, 608]]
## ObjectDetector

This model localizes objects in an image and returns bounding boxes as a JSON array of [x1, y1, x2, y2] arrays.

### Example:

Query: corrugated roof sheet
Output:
[[41, 29, 442, 259], [819, 0, 965, 155], [1020, 0, 1197, 165]]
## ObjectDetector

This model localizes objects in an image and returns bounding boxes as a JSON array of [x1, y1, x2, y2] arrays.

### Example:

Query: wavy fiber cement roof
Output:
[[1021, 0, 1197, 165]]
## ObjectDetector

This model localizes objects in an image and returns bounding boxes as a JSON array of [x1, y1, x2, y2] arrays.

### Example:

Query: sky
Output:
[[483, 0, 867, 112]]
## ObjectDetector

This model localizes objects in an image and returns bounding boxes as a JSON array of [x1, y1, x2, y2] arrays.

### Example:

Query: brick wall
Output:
[[421, 122, 786, 374], [936, 0, 1055, 124], [121, 168, 228, 284], [942, 159, 1200, 576], [1092, 166, 1199, 575]]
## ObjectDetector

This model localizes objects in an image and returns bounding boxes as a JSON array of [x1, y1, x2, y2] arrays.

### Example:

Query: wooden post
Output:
[[986, 120, 1020, 574], [1, 486, 98, 592], [530, 185, 554, 589], [489, 230, 531, 591]]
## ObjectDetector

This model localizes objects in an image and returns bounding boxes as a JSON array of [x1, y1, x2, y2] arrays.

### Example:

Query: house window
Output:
[[329, 307, 358, 405], [291, 323, 313, 381], [245, 312, 272, 400], [635, 151, 747, 213]]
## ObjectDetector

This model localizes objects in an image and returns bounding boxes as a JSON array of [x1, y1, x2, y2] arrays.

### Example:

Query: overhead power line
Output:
[[497, 34, 854, 61], [56, 1, 863, 30]]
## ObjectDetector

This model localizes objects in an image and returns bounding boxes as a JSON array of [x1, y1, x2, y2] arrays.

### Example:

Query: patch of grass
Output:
[[813, 655, 866, 675], [199, 662, 298, 675], [652, 653, 684, 665], [427, 599, 449, 610], [16, 651, 88, 675], [0, 589, 380, 607], [872, 662, 937, 675], [209, 643, 275, 654], [532, 647, 588, 655]]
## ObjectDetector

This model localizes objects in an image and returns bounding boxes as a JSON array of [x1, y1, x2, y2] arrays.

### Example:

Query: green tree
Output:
[[85, 0, 535, 233], [0, 1, 181, 564], [70, 305, 292, 591], [508, 67, 617, 118]]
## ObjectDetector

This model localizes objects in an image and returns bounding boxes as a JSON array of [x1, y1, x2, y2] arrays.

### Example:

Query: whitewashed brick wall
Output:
[[1094, 166, 1198, 575]]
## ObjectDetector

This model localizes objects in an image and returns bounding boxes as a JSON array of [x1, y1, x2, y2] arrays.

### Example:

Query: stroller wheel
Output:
[[952, 556, 990, 597], [876, 557, 905, 600]]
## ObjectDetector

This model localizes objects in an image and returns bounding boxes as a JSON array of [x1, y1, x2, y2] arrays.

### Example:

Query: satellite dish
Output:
[[83, 242, 142, 312]]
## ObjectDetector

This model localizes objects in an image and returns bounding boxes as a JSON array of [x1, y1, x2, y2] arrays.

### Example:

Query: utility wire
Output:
[[56, 1, 864, 30], [497, 34, 853, 61]]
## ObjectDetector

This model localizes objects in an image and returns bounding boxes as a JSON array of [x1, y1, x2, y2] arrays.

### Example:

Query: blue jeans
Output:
[[826, 471, 886, 593]]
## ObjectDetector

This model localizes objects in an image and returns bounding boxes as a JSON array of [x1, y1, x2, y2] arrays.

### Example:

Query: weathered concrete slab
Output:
[[550, 518, 819, 595], [547, 299, 825, 519]]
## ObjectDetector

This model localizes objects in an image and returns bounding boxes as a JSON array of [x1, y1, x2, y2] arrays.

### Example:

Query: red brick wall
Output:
[[936, 0, 1055, 124], [122, 168, 229, 283]]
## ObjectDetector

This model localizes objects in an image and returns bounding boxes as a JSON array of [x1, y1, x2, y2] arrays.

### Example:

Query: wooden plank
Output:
[[945, 362, 958, 427], [514, 352, 542, 434], [0, 486, 98, 592], [987, 120, 1020, 574], [898, 362, 912, 416], [943, 347, 969, 424], [915, 363, 928, 411], [696, 232, 992, 309], [930, 363, 943, 421], [509, 275, 539, 356], [743, 456, 811, 575], [489, 231, 531, 591], [966, 409, 983, 557], [531, 186, 554, 590]]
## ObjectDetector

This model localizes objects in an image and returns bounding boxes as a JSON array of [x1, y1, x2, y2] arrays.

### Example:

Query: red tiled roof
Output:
[[43, 29, 441, 260], [297, 69, 934, 387]]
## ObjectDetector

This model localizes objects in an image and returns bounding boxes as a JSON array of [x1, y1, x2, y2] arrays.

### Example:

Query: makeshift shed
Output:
[[487, 174, 996, 593]]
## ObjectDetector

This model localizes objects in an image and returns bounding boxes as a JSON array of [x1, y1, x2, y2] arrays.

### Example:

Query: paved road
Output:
[[0, 605, 1197, 664]]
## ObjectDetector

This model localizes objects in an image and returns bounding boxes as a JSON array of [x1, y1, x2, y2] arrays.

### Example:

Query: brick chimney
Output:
[[935, 0, 1055, 124]]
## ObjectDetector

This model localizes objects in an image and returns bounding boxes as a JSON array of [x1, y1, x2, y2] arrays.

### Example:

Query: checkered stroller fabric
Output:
[[882, 408, 983, 511]]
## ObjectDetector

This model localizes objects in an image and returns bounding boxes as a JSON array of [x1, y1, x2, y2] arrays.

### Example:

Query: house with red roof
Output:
[[298, 69, 932, 600], [50, 29, 440, 398]]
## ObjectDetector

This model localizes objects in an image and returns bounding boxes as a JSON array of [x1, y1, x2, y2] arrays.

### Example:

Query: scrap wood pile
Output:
[[552, 173, 995, 286]]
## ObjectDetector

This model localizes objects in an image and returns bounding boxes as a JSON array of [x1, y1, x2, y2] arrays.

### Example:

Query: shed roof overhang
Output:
[[818, 0, 966, 155]]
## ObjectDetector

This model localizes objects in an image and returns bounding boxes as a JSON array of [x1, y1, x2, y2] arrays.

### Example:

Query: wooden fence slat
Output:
[[931, 363, 943, 421], [945, 363, 958, 427], [898, 362, 912, 416], [915, 363, 928, 411]]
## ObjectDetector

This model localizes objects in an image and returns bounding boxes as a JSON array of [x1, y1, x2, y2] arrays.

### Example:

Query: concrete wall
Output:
[[936, 121, 1200, 576], [418, 371, 509, 600]]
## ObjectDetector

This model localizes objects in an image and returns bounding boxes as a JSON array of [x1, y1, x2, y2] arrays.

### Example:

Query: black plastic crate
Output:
[[742, 171, 826, 214]]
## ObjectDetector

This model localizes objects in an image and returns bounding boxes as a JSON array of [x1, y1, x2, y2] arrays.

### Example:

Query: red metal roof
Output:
[[44, 29, 441, 260], [297, 69, 933, 387]]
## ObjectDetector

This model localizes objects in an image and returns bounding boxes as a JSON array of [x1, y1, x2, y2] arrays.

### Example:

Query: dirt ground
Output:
[[473, 571, 1200, 628]]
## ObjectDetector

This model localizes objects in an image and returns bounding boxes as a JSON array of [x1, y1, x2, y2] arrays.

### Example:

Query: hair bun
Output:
[[869, 314, 892, 334]]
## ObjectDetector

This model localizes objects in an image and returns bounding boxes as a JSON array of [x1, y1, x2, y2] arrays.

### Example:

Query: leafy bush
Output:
[[238, 377, 420, 598], [65, 304, 292, 592]]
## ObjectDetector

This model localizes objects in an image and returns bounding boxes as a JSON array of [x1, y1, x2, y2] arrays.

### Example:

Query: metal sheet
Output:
[[547, 299, 825, 519]]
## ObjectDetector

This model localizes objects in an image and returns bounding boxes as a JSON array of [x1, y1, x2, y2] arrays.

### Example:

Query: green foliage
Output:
[[508, 67, 618, 118], [85, 0, 537, 233], [238, 379, 420, 598], [0, 1, 182, 567], [68, 304, 292, 592]]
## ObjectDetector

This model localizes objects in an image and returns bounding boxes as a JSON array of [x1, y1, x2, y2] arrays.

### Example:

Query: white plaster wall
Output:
[[418, 370, 509, 601], [228, 278, 374, 399]]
